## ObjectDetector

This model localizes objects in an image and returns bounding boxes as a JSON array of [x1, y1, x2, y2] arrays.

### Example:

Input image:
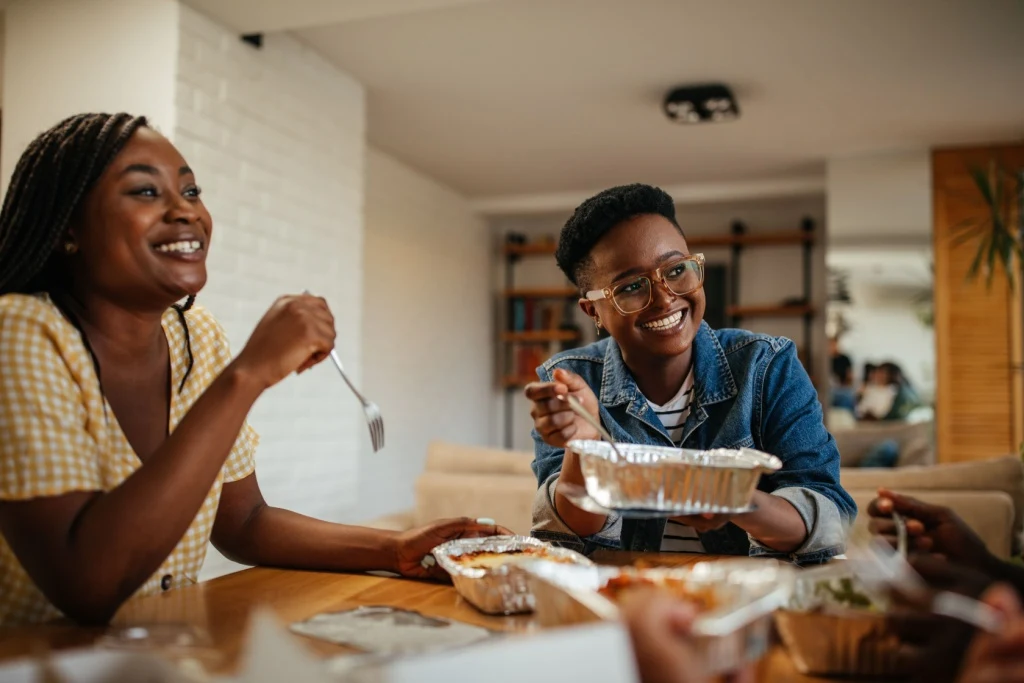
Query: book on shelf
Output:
[[508, 298, 569, 332], [514, 346, 546, 379]]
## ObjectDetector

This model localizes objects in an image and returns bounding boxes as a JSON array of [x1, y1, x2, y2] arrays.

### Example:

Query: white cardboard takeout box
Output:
[[0, 609, 639, 683]]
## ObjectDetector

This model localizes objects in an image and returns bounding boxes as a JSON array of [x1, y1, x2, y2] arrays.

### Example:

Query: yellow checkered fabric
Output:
[[0, 293, 257, 625]]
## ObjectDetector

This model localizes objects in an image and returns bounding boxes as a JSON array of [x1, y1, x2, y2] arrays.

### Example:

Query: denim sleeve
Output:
[[531, 473, 623, 553], [756, 341, 857, 557]]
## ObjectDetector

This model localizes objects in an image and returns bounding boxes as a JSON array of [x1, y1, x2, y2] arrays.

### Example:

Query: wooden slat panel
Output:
[[933, 144, 1024, 462]]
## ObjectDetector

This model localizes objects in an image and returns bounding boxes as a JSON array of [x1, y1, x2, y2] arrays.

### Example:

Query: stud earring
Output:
[[63, 241, 78, 255]]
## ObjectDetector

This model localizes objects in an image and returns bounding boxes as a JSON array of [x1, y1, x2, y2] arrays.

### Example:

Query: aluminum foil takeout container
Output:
[[432, 535, 592, 615], [567, 440, 783, 514], [523, 558, 794, 674], [774, 570, 908, 678]]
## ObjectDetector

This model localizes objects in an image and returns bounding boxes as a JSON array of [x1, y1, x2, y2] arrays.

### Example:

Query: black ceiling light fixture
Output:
[[241, 33, 264, 49], [663, 83, 739, 124]]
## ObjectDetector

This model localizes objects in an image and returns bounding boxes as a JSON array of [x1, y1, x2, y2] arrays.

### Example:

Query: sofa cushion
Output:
[[414, 471, 536, 535], [845, 489, 1015, 559], [425, 440, 535, 478], [841, 455, 1024, 553], [831, 420, 935, 467]]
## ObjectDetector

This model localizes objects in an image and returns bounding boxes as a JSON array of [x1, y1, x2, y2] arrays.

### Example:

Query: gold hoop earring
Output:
[[63, 241, 78, 255]]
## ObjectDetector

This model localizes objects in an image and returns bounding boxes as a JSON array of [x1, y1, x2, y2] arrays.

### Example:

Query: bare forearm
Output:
[[64, 363, 262, 611], [554, 464, 608, 538], [219, 504, 400, 573], [731, 491, 807, 553]]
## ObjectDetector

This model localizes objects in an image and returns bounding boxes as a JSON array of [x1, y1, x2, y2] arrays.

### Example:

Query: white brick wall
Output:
[[361, 150, 496, 520], [174, 7, 367, 579]]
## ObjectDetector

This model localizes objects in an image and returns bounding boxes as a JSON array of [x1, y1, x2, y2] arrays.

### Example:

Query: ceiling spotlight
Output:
[[663, 84, 740, 124]]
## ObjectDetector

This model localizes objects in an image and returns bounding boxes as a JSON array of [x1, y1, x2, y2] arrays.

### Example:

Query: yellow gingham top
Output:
[[0, 293, 257, 626]]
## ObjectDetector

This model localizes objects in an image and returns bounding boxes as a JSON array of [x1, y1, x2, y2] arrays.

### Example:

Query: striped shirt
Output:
[[648, 369, 705, 553]]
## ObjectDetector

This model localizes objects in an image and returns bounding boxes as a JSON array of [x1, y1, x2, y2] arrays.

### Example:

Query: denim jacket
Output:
[[530, 322, 856, 565]]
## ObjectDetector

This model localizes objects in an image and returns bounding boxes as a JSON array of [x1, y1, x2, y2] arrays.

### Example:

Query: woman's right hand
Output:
[[234, 294, 337, 390], [867, 488, 996, 573], [524, 368, 601, 448]]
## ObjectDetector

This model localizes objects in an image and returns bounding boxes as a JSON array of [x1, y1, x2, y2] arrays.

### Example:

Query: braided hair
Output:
[[0, 112, 196, 391]]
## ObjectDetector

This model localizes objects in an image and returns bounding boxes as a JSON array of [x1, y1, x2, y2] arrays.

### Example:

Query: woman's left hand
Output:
[[394, 517, 513, 580]]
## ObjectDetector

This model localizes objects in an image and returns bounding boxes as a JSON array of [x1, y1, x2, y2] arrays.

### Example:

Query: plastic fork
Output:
[[846, 530, 1002, 634], [303, 290, 384, 452], [557, 394, 623, 462]]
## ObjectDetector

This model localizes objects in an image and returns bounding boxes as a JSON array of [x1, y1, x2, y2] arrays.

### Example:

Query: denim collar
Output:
[[599, 321, 738, 408]]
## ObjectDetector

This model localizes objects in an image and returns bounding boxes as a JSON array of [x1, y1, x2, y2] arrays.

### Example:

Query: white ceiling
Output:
[[190, 0, 1024, 199]]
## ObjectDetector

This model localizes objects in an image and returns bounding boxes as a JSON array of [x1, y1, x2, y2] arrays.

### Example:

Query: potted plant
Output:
[[954, 161, 1024, 289]]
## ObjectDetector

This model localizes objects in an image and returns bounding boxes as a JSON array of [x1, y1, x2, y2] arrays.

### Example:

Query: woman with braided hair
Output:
[[0, 113, 507, 626]]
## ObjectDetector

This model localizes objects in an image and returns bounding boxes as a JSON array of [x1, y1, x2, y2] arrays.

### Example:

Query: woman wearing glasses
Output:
[[525, 184, 854, 562]]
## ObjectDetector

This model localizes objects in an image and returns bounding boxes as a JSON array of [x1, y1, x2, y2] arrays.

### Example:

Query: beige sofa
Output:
[[367, 441, 1022, 560], [830, 419, 936, 468]]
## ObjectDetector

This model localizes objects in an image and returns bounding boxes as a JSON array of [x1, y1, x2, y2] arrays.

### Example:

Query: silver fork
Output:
[[327, 349, 384, 452], [303, 291, 384, 452]]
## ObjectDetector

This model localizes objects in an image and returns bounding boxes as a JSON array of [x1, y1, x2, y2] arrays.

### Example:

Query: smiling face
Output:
[[579, 214, 706, 362], [67, 127, 211, 308]]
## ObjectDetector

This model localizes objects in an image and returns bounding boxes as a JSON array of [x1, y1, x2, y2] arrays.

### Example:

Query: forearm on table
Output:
[[731, 490, 807, 553], [221, 504, 401, 573]]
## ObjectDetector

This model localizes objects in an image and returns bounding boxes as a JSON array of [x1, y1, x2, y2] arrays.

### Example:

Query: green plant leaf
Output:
[[962, 161, 1024, 291], [951, 223, 985, 248], [968, 232, 990, 282], [969, 163, 996, 206]]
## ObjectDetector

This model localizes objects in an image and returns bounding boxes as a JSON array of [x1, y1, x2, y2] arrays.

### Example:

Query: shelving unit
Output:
[[500, 238, 581, 447], [496, 218, 819, 447], [727, 304, 814, 318], [727, 217, 816, 378], [502, 287, 578, 299]]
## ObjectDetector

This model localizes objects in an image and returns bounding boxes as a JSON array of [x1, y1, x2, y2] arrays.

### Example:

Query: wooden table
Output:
[[0, 553, 842, 682]]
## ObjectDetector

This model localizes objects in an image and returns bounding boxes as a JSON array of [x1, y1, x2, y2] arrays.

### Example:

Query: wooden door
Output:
[[933, 144, 1024, 462]]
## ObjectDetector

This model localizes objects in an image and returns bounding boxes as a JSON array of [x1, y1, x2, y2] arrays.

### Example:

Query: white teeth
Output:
[[155, 240, 202, 254], [641, 310, 684, 330]]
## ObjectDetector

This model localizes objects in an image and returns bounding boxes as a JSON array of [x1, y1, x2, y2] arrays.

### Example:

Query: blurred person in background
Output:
[[829, 336, 856, 412]]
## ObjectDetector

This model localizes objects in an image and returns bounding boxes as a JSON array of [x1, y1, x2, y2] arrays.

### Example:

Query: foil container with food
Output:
[[431, 535, 592, 615], [567, 440, 783, 514], [522, 558, 794, 674], [774, 570, 908, 678]]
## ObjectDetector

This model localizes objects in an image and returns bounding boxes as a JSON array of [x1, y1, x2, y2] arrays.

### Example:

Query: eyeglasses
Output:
[[585, 254, 705, 315]]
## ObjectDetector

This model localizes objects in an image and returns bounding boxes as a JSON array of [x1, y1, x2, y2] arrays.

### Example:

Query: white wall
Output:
[[173, 6, 367, 579], [832, 281, 935, 401], [492, 194, 828, 451], [0, 0, 180, 193], [827, 245, 935, 402], [826, 150, 935, 402], [0, 12, 5, 107], [827, 150, 932, 244], [360, 148, 494, 519]]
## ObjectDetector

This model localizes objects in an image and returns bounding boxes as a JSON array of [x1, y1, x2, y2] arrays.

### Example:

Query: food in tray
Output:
[[596, 574, 718, 612], [810, 577, 884, 612], [451, 546, 579, 570]]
